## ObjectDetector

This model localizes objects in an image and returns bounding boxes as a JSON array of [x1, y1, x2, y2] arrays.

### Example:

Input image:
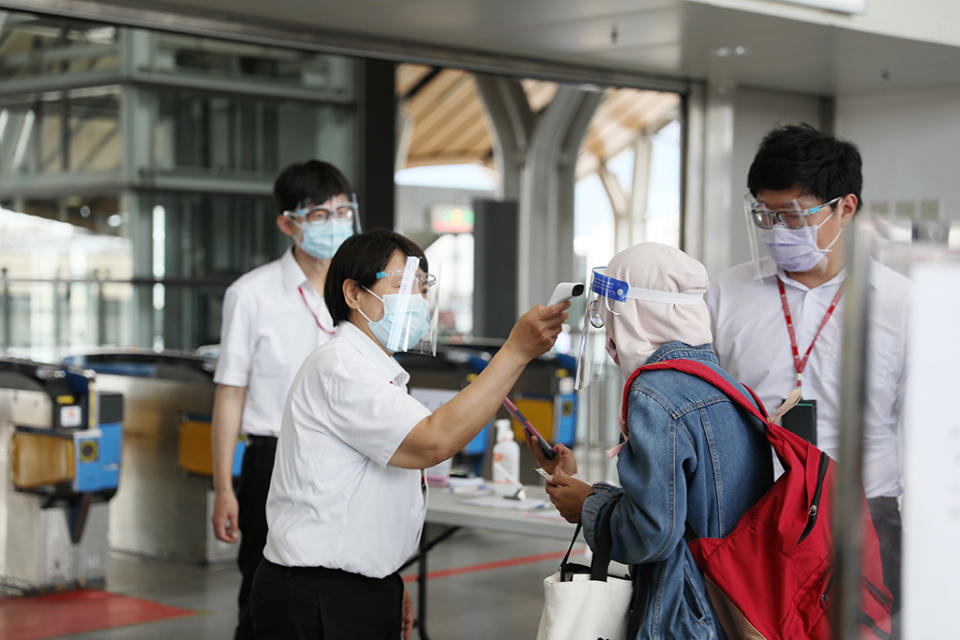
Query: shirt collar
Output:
[[279, 246, 310, 292], [337, 321, 410, 386], [753, 255, 873, 292], [752, 256, 776, 281], [647, 341, 718, 366]]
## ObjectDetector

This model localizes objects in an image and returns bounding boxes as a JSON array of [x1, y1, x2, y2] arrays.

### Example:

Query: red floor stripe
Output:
[[0, 589, 195, 640], [401, 547, 585, 582]]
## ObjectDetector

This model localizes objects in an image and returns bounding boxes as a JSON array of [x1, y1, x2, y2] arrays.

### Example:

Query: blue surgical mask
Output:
[[359, 288, 432, 352], [758, 210, 842, 273], [297, 219, 354, 260]]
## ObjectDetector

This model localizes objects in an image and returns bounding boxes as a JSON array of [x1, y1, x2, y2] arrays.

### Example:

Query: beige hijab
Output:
[[604, 243, 712, 380]]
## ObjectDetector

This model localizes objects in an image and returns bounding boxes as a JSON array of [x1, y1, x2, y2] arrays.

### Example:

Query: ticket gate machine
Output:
[[64, 350, 241, 564], [0, 358, 122, 592]]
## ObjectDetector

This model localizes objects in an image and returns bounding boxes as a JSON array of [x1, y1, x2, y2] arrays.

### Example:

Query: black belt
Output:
[[246, 434, 278, 448]]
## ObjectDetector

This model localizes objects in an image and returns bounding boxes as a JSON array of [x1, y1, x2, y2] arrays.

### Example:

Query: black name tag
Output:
[[779, 398, 818, 446]]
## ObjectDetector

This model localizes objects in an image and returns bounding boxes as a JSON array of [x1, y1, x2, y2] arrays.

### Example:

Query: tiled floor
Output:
[[0, 589, 194, 640], [29, 524, 579, 639]]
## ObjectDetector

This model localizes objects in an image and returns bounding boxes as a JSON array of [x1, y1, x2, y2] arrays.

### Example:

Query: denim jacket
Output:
[[581, 342, 773, 640]]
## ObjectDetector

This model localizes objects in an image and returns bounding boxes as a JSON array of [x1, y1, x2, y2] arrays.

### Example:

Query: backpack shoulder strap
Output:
[[622, 359, 769, 427]]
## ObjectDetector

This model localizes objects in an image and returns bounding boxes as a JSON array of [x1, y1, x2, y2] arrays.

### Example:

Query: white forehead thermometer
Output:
[[547, 282, 585, 306]]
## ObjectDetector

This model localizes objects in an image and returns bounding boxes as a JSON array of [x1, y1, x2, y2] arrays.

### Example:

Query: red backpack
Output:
[[623, 359, 892, 640]]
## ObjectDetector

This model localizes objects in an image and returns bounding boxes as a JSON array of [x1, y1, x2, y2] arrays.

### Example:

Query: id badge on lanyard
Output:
[[777, 278, 842, 445], [779, 397, 818, 445]]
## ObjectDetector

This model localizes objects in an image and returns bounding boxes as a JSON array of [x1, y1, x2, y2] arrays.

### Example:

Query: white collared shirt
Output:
[[214, 248, 335, 437], [263, 321, 433, 577], [706, 257, 911, 498]]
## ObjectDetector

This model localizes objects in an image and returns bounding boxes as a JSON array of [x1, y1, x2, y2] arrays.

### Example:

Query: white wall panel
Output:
[[836, 88, 960, 223]]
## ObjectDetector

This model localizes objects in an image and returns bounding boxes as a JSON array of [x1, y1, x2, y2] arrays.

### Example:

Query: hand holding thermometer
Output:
[[502, 397, 557, 461]]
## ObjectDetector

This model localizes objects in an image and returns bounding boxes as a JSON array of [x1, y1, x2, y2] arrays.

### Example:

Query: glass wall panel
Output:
[[152, 33, 356, 99], [0, 86, 121, 177], [0, 15, 119, 81], [0, 198, 133, 360], [139, 191, 284, 350], [0, 11, 360, 360], [148, 90, 355, 181], [0, 190, 287, 357]]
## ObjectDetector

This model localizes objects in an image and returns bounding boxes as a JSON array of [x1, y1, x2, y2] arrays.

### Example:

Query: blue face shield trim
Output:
[[590, 270, 629, 303]]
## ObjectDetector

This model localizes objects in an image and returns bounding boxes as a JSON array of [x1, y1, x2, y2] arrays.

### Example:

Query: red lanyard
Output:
[[777, 278, 844, 388], [298, 285, 335, 335]]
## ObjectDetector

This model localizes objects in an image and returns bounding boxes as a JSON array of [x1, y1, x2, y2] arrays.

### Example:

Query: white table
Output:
[[426, 486, 574, 539], [407, 486, 577, 639]]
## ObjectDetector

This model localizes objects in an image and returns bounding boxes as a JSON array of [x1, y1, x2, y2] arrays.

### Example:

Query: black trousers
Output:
[[867, 496, 902, 616], [250, 559, 404, 640], [867, 498, 903, 640], [235, 440, 277, 640]]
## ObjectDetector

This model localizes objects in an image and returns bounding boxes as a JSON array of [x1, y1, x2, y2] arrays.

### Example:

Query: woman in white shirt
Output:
[[249, 229, 568, 639]]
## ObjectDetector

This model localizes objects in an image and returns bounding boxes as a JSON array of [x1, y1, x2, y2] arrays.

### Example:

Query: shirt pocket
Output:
[[682, 562, 711, 625]]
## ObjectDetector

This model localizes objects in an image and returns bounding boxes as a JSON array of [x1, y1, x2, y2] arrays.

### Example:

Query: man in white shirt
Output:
[[706, 124, 908, 620], [210, 159, 359, 640]]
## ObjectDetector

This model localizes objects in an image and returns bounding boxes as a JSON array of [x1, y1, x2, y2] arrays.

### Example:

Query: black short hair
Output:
[[325, 229, 429, 326], [273, 160, 353, 213], [747, 123, 863, 210]]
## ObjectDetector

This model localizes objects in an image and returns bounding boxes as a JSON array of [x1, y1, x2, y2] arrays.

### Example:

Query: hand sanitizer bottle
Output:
[[492, 418, 520, 494]]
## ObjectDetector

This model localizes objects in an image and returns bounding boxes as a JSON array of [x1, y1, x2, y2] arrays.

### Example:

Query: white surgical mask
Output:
[[758, 210, 843, 273], [358, 288, 432, 352], [296, 218, 354, 260]]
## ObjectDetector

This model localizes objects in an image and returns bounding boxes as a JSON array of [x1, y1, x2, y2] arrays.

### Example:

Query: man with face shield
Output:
[[529, 243, 773, 640], [249, 229, 569, 639], [705, 124, 910, 618], [210, 160, 360, 640]]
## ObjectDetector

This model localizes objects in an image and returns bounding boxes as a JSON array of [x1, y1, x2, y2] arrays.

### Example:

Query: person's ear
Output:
[[838, 194, 858, 226], [277, 214, 300, 239], [342, 279, 363, 311]]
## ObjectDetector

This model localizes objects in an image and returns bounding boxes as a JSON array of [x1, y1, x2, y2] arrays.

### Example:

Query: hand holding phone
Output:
[[502, 397, 557, 461], [547, 282, 584, 306]]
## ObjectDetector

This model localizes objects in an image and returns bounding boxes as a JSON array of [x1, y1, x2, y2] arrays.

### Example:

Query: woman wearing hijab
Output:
[[528, 243, 773, 640]]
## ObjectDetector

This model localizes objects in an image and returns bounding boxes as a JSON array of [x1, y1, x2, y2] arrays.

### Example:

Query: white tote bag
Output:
[[536, 504, 634, 640]]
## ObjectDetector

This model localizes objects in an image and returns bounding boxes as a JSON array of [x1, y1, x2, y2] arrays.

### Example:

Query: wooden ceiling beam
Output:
[[403, 69, 467, 117], [396, 63, 432, 97]]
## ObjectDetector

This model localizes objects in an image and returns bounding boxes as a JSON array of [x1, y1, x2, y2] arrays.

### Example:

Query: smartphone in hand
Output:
[[502, 397, 557, 460]]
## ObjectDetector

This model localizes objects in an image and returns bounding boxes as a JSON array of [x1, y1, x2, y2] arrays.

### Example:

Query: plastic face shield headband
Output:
[[574, 266, 704, 390]]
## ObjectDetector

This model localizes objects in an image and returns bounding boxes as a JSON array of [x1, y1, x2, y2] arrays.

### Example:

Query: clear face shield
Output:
[[575, 266, 705, 390], [361, 255, 440, 355], [744, 193, 843, 277], [283, 193, 362, 260]]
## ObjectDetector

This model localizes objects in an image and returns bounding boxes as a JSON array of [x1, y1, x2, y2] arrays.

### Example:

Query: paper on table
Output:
[[460, 495, 546, 510], [521, 509, 569, 523]]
